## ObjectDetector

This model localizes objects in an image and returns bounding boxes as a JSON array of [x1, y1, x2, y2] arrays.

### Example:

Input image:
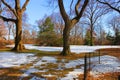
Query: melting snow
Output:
[[26, 45, 119, 54], [0, 52, 37, 68], [63, 55, 120, 79], [34, 56, 57, 66], [6, 44, 120, 54], [90, 55, 120, 77], [41, 56, 57, 63], [5, 44, 120, 79]]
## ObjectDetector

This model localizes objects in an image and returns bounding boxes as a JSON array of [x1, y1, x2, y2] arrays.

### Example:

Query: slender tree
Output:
[[58, 0, 89, 55], [0, 19, 7, 38], [84, 0, 108, 46], [0, 0, 30, 51], [51, 13, 64, 36], [109, 15, 120, 45]]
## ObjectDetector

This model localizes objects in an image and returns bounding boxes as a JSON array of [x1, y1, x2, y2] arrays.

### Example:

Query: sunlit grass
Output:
[[0, 48, 11, 52]]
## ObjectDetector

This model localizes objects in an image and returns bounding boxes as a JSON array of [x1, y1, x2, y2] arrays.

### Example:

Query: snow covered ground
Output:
[[25, 44, 120, 54], [0, 52, 37, 68], [0, 51, 119, 79], [4, 44, 120, 79], [19, 55, 120, 80], [7, 44, 120, 54], [61, 55, 120, 79]]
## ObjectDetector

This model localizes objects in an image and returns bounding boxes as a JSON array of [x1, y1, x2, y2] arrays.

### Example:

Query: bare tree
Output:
[[7, 22, 14, 40], [95, 22, 106, 45], [70, 23, 83, 45], [51, 13, 64, 36], [97, 0, 120, 13], [23, 29, 31, 43], [108, 15, 120, 44], [58, 0, 89, 55], [31, 30, 37, 41], [84, 0, 108, 46], [0, 0, 30, 51], [0, 19, 7, 38]]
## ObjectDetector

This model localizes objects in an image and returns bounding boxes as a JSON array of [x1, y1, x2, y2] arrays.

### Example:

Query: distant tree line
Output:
[[36, 13, 120, 46]]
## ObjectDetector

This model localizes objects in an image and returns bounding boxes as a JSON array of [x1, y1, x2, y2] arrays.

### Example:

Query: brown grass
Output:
[[78, 72, 120, 80], [0, 47, 120, 80], [96, 48, 120, 59]]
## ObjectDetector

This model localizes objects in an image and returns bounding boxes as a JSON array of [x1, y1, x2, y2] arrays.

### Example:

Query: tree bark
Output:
[[0, 0, 30, 51], [60, 23, 71, 56], [90, 25, 93, 46], [58, 0, 89, 56], [12, 14, 25, 51]]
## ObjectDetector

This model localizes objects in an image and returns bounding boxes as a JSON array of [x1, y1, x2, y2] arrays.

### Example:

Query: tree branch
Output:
[[22, 0, 30, 12], [72, 0, 89, 25], [15, 0, 20, 10], [77, 0, 89, 19], [70, 0, 74, 15], [0, 15, 16, 22], [75, 0, 81, 16], [58, 0, 69, 22], [97, 0, 120, 13], [1, 0, 17, 17]]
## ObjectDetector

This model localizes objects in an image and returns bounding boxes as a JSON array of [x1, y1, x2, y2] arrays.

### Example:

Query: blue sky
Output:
[[23, 0, 119, 29], [24, 0, 57, 25], [23, 0, 72, 25]]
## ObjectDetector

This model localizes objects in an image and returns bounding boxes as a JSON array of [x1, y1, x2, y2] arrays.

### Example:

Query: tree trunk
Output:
[[90, 25, 93, 46], [8, 27, 10, 41], [12, 15, 25, 51], [60, 23, 71, 56]]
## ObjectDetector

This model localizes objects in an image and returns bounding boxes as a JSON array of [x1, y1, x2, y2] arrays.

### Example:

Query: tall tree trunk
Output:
[[0, 0, 30, 51], [12, 15, 25, 51], [58, 0, 89, 56], [60, 23, 71, 56]]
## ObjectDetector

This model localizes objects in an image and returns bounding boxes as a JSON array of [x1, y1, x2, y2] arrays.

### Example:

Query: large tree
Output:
[[58, 0, 89, 55], [0, 0, 30, 51]]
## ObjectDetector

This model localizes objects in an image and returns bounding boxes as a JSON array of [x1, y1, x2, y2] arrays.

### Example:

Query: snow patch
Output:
[[90, 55, 120, 77], [7, 44, 120, 54], [34, 56, 57, 66], [63, 55, 120, 79], [0, 52, 37, 68]]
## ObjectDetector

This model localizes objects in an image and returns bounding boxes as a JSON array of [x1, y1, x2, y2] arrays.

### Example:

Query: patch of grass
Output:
[[0, 48, 60, 57], [78, 72, 120, 80], [0, 48, 11, 52], [96, 48, 120, 59], [33, 68, 74, 78], [0, 68, 23, 80], [17, 49, 60, 56]]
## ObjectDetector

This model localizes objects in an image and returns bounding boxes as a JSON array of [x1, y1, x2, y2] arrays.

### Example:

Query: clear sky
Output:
[[24, 0, 57, 25], [26, 0, 51, 24], [23, 0, 119, 29], [23, 0, 72, 25]]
